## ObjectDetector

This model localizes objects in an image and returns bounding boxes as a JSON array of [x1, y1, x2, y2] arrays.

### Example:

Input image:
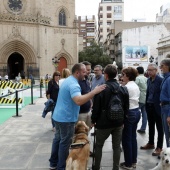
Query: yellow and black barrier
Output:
[[0, 81, 24, 108], [0, 97, 23, 104]]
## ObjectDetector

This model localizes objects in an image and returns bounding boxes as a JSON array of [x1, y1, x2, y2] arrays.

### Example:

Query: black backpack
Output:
[[106, 84, 124, 121]]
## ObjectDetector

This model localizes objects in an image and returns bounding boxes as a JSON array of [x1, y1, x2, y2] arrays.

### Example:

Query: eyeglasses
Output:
[[147, 69, 156, 72]]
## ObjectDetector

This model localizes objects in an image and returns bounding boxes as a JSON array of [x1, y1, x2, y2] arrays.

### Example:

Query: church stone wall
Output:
[[0, 0, 78, 78]]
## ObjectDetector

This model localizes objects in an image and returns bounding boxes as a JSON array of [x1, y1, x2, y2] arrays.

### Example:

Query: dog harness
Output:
[[70, 133, 90, 149]]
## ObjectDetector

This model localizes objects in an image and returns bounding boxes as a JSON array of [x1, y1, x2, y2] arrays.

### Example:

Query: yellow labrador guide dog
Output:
[[149, 148, 170, 170], [66, 121, 90, 170]]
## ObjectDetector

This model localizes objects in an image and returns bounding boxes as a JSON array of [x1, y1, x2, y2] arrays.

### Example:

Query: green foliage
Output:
[[79, 41, 112, 68]]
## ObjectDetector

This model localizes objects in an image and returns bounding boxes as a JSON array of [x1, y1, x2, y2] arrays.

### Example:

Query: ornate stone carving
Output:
[[61, 38, 65, 48], [0, 12, 51, 25], [3, 0, 27, 15], [12, 25, 21, 37]]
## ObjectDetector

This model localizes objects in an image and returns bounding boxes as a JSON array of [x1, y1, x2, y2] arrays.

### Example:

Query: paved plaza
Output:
[[0, 95, 166, 170]]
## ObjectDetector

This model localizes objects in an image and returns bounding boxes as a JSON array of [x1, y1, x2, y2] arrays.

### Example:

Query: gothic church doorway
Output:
[[8, 52, 24, 79]]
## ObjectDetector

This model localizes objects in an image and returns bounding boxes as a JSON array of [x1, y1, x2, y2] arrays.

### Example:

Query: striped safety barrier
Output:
[[0, 81, 24, 108]]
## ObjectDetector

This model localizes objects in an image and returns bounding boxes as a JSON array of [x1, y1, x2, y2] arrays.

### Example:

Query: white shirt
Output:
[[125, 81, 140, 109], [59, 78, 66, 87]]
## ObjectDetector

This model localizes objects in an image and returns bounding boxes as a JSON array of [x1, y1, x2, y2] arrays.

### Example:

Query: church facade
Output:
[[0, 0, 78, 79]]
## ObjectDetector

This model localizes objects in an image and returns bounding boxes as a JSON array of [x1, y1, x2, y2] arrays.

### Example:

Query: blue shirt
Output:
[[52, 75, 81, 122], [160, 72, 170, 102], [91, 74, 105, 90]]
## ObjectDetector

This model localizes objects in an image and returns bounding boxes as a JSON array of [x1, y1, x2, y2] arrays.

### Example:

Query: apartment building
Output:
[[156, 3, 170, 64], [156, 3, 170, 22], [98, 0, 124, 45], [78, 15, 97, 51]]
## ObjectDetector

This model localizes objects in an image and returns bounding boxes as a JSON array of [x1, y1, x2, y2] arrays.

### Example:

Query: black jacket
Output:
[[47, 80, 59, 102], [91, 79, 129, 129], [146, 75, 163, 115]]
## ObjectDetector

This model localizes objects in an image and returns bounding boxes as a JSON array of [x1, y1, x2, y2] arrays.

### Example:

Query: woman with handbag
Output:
[[46, 71, 60, 131]]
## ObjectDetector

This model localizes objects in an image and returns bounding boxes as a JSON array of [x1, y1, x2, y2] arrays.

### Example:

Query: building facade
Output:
[[98, 0, 124, 45], [122, 23, 170, 71], [78, 15, 97, 51], [0, 0, 78, 79]]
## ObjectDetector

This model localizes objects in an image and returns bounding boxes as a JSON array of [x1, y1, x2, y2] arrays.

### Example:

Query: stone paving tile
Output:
[[0, 96, 166, 170]]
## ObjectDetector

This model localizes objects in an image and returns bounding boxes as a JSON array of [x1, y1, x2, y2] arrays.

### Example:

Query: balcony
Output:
[[115, 50, 122, 55]]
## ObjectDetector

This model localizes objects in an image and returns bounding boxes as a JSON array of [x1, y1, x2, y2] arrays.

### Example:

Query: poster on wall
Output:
[[125, 46, 148, 62]]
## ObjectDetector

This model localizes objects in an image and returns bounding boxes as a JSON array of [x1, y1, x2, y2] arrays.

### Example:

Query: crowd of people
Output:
[[44, 55, 170, 170]]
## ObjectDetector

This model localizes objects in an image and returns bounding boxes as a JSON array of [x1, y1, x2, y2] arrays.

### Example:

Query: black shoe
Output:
[[137, 129, 145, 134], [90, 151, 94, 157]]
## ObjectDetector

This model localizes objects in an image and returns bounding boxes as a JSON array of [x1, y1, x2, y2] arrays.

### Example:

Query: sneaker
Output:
[[140, 143, 155, 150], [137, 129, 145, 134], [152, 148, 162, 156], [120, 162, 133, 170]]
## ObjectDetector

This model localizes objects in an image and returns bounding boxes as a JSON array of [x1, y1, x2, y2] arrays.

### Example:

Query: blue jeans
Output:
[[161, 104, 170, 147], [122, 108, 140, 167], [51, 111, 55, 128], [49, 121, 75, 170], [139, 103, 147, 131]]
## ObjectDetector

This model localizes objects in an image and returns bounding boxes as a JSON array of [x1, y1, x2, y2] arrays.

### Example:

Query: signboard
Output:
[[125, 46, 148, 62]]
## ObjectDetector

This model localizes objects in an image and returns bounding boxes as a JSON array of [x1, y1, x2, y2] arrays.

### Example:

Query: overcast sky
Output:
[[75, 0, 170, 22]]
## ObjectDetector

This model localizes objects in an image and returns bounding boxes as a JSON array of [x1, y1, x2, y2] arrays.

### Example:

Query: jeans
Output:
[[51, 111, 55, 128], [146, 103, 164, 148], [94, 126, 123, 170], [49, 121, 75, 170], [122, 108, 140, 167], [139, 103, 147, 131], [161, 104, 170, 147]]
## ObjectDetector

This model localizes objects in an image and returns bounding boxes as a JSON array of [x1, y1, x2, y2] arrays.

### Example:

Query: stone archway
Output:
[[0, 39, 37, 78]]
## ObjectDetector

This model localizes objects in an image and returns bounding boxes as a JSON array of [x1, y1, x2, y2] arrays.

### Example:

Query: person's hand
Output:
[[93, 84, 106, 95], [167, 117, 170, 126]]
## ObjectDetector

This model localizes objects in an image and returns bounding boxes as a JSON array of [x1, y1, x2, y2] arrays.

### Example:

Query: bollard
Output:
[[30, 79, 35, 105], [40, 80, 43, 98], [45, 80, 48, 91], [13, 90, 22, 117]]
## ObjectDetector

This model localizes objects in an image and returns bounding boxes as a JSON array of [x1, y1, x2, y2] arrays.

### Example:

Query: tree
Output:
[[79, 41, 112, 68]]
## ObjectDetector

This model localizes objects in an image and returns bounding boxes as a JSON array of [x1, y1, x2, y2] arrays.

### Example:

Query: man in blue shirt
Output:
[[49, 63, 106, 170], [160, 57, 170, 147]]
